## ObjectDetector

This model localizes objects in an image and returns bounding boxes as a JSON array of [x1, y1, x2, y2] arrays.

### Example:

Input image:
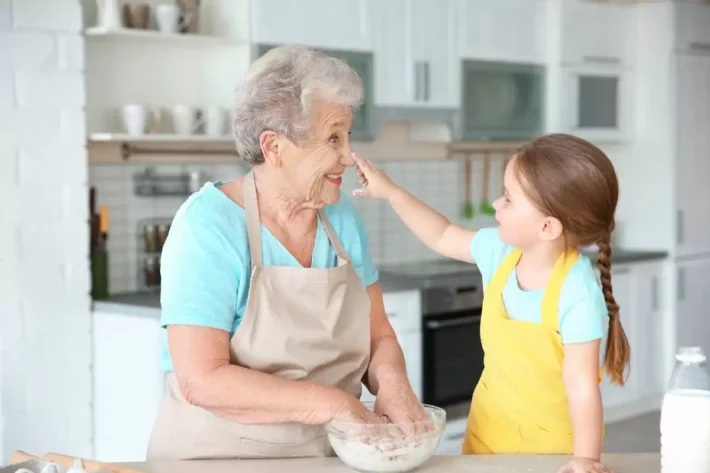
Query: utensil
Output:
[[325, 401, 446, 473], [479, 152, 496, 215], [462, 157, 474, 220]]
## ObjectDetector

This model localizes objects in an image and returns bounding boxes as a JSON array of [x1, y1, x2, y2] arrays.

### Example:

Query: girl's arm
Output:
[[563, 339, 604, 460], [353, 155, 477, 263]]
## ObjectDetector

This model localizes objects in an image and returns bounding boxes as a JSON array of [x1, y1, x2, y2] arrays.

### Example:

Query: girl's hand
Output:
[[557, 457, 615, 473], [352, 153, 400, 201]]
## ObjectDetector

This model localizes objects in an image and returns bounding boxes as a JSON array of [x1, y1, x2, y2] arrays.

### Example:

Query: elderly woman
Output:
[[146, 45, 428, 460]]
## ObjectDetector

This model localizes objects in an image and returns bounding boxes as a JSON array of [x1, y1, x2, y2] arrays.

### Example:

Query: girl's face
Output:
[[492, 158, 551, 250]]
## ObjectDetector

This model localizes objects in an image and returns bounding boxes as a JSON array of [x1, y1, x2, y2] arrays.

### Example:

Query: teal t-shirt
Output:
[[158, 182, 379, 372], [470, 227, 606, 344]]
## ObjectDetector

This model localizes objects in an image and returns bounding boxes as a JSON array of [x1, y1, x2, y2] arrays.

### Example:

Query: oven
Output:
[[421, 277, 485, 417]]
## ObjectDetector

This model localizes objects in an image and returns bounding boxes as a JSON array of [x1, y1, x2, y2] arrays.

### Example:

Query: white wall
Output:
[[0, 0, 92, 463]]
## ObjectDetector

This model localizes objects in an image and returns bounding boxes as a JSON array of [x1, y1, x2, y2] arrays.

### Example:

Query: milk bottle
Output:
[[661, 347, 710, 473]]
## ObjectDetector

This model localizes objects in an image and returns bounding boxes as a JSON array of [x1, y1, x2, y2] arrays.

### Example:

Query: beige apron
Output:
[[147, 170, 372, 460]]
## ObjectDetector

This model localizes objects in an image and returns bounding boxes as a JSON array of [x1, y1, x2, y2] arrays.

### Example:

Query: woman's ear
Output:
[[539, 216, 564, 242], [259, 130, 283, 167]]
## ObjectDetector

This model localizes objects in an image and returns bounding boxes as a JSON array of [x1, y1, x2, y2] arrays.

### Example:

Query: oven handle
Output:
[[426, 315, 481, 329]]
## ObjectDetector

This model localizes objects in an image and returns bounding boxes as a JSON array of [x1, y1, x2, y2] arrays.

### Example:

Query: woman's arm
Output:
[[353, 155, 476, 263], [169, 325, 379, 425], [563, 339, 604, 460]]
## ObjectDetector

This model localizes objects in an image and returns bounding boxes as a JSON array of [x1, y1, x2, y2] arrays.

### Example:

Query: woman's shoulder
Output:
[[167, 182, 249, 254]]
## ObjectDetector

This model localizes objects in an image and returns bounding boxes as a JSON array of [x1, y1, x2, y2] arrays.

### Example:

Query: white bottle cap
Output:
[[676, 346, 707, 363]]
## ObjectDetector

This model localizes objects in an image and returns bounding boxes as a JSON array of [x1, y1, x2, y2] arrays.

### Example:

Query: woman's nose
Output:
[[340, 149, 356, 167]]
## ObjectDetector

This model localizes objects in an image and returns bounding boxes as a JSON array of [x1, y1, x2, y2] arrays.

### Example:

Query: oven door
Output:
[[422, 310, 484, 408]]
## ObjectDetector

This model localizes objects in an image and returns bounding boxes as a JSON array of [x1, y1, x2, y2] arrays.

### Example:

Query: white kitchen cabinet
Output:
[[250, 0, 372, 52], [458, 0, 545, 64], [676, 257, 710, 362], [93, 311, 164, 462], [361, 290, 423, 402], [558, 0, 635, 67], [674, 52, 710, 258], [372, 0, 458, 109]]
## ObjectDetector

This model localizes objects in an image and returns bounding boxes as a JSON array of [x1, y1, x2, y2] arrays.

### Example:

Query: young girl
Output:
[[353, 133, 630, 473]]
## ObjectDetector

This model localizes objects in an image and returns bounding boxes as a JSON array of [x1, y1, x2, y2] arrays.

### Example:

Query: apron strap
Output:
[[317, 209, 350, 264], [541, 250, 580, 332], [243, 169, 263, 267], [488, 248, 522, 293]]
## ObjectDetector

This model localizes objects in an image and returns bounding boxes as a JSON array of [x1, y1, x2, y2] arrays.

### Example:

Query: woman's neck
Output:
[[252, 167, 317, 232]]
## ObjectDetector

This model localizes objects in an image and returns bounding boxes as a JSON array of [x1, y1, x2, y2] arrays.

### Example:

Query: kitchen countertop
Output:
[[92, 248, 667, 317], [120, 454, 659, 472]]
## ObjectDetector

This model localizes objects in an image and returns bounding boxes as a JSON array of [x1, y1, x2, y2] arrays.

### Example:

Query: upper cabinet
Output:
[[559, 0, 635, 67], [458, 0, 546, 65], [250, 0, 373, 52], [371, 0, 459, 110], [545, 0, 636, 143]]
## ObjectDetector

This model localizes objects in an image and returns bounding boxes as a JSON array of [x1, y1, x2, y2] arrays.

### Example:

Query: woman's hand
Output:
[[374, 375, 432, 435], [557, 457, 615, 473], [330, 392, 383, 425], [352, 153, 400, 201]]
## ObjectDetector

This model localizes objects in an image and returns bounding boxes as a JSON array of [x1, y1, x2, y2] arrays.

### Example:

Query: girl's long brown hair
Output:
[[514, 133, 630, 385]]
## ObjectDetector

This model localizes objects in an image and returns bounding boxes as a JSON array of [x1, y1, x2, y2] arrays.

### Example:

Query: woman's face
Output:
[[279, 101, 355, 208]]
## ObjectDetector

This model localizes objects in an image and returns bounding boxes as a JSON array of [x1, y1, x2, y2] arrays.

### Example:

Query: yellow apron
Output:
[[463, 248, 602, 454]]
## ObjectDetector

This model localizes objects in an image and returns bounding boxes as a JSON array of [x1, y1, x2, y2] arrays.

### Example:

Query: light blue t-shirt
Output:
[[471, 227, 606, 344], [158, 182, 379, 372]]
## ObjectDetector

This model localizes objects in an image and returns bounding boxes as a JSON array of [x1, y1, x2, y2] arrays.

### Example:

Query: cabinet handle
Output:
[[414, 61, 425, 102], [677, 268, 685, 302], [652, 276, 658, 312], [426, 315, 481, 329], [583, 55, 621, 65], [612, 268, 630, 275], [386, 312, 397, 319], [676, 209, 684, 245], [446, 432, 465, 441], [423, 61, 430, 102], [689, 42, 710, 52]]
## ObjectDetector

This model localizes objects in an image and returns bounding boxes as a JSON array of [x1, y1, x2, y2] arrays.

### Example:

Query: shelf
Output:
[[84, 27, 246, 46], [89, 133, 234, 144]]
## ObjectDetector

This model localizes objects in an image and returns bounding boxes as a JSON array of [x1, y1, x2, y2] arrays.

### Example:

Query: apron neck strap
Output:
[[243, 169, 263, 267], [541, 250, 580, 331], [243, 170, 351, 266], [317, 209, 350, 263]]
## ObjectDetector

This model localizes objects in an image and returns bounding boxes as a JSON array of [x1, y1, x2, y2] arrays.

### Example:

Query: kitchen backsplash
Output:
[[89, 156, 504, 294]]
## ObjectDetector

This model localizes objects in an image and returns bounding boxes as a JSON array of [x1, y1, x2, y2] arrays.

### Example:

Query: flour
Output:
[[661, 389, 710, 473], [328, 433, 440, 472]]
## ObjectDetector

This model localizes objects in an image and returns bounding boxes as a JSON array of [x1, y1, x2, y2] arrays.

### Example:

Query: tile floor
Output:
[[603, 411, 661, 452]]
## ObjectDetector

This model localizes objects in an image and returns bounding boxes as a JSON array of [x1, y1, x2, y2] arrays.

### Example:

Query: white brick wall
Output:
[[0, 0, 91, 464]]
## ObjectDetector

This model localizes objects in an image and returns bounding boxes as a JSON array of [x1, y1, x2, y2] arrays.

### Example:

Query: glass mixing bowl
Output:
[[325, 401, 447, 473]]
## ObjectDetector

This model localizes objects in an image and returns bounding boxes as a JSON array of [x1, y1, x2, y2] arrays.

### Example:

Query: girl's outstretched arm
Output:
[[353, 155, 477, 263]]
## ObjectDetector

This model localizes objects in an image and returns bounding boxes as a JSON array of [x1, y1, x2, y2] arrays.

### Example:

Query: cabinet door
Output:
[[370, 0, 411, 107], [459, 0, 545, 64], [560, 0, 633, 67], [250, 0, 372, 52], [411, 0, 458, 108], [675, 53, 710, 257], [93, 312, 164, 462], [631, 264, 664, 399], [676, 257, 710, 361], [255, 45, 375, 141]]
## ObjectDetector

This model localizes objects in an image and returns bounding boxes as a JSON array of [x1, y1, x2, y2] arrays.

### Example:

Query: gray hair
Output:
[[232, 44, 364, 165]]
